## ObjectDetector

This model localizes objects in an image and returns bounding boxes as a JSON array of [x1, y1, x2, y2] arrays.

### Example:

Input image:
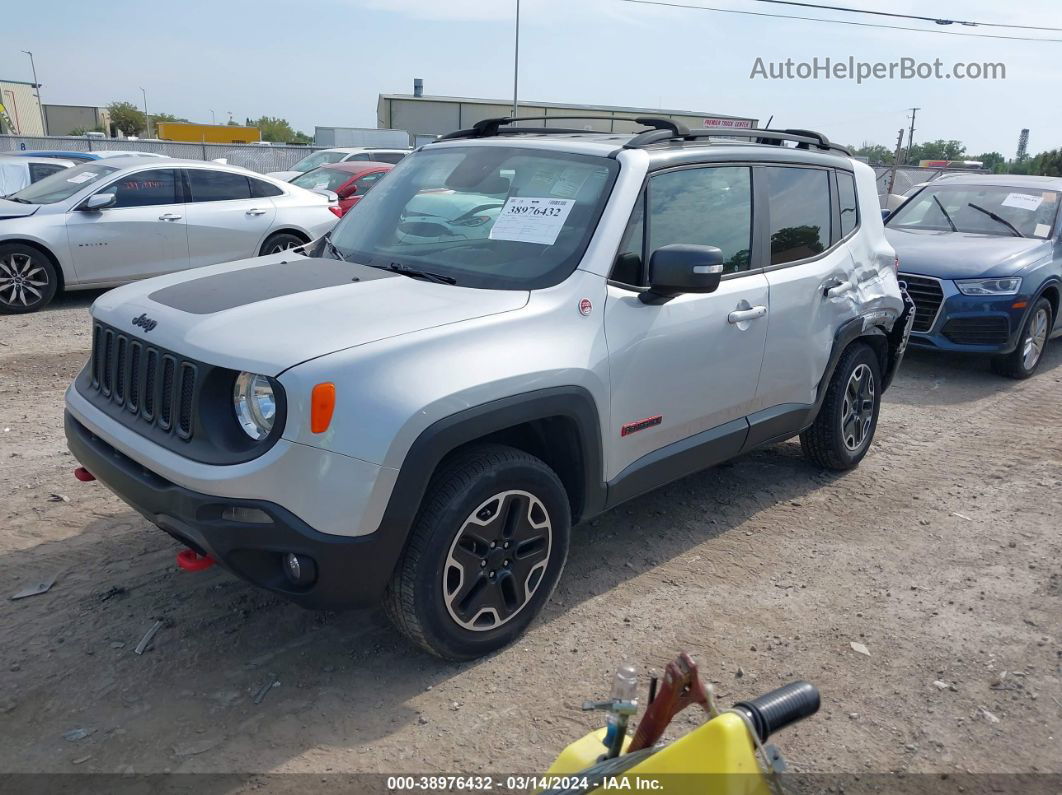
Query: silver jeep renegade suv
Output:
[[65, 118, 913, 660]]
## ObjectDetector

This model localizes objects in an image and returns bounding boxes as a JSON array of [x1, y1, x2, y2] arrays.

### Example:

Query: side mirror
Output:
[[880, 209, 891, 222], [641, 244, 724, 304], [82, 192, 116, 211]]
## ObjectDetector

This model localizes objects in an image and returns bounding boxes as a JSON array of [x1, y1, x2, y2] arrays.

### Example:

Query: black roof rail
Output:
[[633, 117, 690, 137], [624, 126, 852, 156], [438, 115, 629, 140]]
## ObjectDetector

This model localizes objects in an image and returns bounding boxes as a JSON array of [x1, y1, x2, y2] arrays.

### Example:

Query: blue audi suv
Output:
[[885, 174, 1062, 378]]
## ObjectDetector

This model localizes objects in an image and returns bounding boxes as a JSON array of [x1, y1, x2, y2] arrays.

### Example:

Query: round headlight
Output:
[[233, 372, 276, 440]]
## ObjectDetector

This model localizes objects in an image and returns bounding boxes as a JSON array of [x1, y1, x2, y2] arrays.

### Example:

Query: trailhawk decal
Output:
[[621, 415, 662, 437]]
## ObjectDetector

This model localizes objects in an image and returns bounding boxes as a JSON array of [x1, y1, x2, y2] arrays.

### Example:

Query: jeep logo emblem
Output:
[[132, 313, 158, 332]]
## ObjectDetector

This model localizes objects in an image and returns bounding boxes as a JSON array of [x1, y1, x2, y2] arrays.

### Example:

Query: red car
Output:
[[290, 161, 394, 217]]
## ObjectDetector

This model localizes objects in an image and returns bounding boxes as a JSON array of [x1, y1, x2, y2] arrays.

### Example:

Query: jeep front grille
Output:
[[88, 322, 198, 441], [898, 273, 944, 333]]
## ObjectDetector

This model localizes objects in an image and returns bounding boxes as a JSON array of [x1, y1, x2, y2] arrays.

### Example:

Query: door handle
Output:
[[727, 305, 768, 324], [158, 213, 182, 221], [246, 208, 267, 216], [822, 279, 852, 298]]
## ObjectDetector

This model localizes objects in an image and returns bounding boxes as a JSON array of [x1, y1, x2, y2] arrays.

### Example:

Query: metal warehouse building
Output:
[[377, 93, 757, 146]]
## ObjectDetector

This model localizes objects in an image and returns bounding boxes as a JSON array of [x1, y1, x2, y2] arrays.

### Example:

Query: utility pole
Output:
[[140, 86, 150, 138], [887, 128, 905, 196], [21, 50, 46, 135], [904, 106, 920, 165], [512, 0, 520, 118]]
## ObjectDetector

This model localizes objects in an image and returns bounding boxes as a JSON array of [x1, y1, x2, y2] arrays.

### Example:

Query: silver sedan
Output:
[[0, 157, 339, 313]]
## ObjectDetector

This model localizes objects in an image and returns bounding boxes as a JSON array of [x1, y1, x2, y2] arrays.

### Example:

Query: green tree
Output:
[[106, 101, 146, 136], [907, 139, 966, 163], [1036, 149, 1062, 177], [152, 112, 189, 123], [975, 152, 1005, 173], [245, 115, 313, 144], [850, 143, 893, 165]]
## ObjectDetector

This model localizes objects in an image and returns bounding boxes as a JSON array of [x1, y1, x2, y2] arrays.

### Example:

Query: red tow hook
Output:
[[74, 467, 96, 482], [176, 548, 215, 572]]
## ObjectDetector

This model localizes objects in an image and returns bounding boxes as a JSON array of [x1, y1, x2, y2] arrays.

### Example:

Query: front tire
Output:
[[259, 232, 306, 256], [991, 297, 1052, 380], [0, 243, 58, 314], [384, 444, 570, 661], [801, 342, 882, 471]]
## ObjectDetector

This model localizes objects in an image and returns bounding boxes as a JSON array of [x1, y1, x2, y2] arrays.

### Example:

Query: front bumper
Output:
[[904, 276, 1026, 354], [66, 412, 406, 609]]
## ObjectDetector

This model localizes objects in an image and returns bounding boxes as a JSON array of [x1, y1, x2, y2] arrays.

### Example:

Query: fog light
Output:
[[283, 553, 317, 587]]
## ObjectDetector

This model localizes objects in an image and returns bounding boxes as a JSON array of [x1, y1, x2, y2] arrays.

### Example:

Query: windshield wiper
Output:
[[322, 234, 349, 262], [967, 203, 1025, 237], [932, 195, 958, 232], [6, 197, 31, 204], [383, 262, 457, 285]]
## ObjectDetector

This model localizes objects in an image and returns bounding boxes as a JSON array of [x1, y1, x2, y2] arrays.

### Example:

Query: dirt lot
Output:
[[1, 290, 1059, 781]]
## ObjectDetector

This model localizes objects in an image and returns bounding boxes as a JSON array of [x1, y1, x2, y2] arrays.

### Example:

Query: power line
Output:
[[615, 0, 1062, 43], [753, 0, 1062, 33]]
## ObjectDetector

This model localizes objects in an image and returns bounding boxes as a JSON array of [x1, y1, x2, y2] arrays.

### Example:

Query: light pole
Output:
[[210, 109, 216, 125], [512, 0, 520, 118], [20, 50, 47, 136], [140, 86, 150, 138]]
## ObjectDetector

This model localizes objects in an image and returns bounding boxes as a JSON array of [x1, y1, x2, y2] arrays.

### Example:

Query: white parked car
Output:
[[0, 157, 338, 313], [0, 156, 76, 196], [267, 147, 410, 181]]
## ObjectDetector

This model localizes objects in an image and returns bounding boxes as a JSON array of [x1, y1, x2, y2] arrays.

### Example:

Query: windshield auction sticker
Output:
[[489, 197, 575, 245], [1001, 192, 1043, 212]]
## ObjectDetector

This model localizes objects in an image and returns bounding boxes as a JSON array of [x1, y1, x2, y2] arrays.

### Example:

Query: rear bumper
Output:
[[66, 412, 406, 609]]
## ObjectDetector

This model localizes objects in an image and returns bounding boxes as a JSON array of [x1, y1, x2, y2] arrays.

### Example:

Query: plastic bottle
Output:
[[603, 663, 639, 754]]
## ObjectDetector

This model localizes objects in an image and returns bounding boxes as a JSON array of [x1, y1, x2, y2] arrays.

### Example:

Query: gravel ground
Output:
[[0, 289, 1059, 781]]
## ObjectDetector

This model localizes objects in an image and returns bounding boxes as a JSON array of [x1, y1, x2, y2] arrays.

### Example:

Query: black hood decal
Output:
[[148, 257, 397, 314]]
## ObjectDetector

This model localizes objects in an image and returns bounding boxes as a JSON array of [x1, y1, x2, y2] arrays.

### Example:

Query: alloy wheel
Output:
[[0, 252, 48, 309], [1022, 307, 1049, 371], [442, 490, 552, 632], [841, 363, 875, 451], [266, 239, 301, 255]]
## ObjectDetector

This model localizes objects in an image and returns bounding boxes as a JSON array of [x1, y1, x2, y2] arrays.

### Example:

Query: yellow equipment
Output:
[[155, 122, 261, 144], [542, 653, 819, 794]]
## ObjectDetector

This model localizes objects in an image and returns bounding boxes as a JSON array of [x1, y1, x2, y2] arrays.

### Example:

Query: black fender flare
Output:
[[372, 385, 605, 552]]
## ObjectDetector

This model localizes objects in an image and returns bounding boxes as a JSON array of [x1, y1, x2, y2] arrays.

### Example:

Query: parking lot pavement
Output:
[[1, 292, 1059, 777]]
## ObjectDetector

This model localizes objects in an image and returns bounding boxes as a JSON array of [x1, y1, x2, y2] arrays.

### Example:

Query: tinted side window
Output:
[[648, 166, 752, 273], [110, 169, 179, 208], [354, 172, 386, 193], [837, 171, 859, 238], [610, 192, 645, 286], [250, 178, 283, 198], [347, 153, 370, 161], [29, 163, 65, 183], [188, 169, 251, 202], [372, 152, 405, 164], [765, 167, 830, 265]]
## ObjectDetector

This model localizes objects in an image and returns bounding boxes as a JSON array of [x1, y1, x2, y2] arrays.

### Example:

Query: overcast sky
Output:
[[3, 0, 1059, 156]]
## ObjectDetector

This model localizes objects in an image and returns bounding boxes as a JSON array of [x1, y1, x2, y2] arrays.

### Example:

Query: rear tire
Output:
[[801, 342, 881, 471], [384, 444, 570, 661], [991, 297, 1051, 380], [259, 232, 306, 256], [0, 243, 58, 314]]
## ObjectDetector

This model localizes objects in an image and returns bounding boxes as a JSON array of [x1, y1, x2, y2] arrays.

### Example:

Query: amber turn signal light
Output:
[[311, 383, 336, 433]]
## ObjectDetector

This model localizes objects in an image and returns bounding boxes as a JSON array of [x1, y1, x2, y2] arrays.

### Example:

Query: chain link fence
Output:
[[0, 134, 325, 174], [872, 166, 987, 207]]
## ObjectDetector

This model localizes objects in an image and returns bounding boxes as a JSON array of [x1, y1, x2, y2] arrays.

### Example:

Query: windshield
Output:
[[7, 163, 119, 204], [291, 167, 352, 192], [888, 184, 1059, 239], [292, 150, 348, 172], [327, 145, 618, 289]]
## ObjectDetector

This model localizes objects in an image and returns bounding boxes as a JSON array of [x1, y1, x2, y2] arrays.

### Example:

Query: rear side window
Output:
[[837, 171, 859, 238], [354, 171, 387, 193], [29, 163, 66, 183], [187, 169, 251, 202], [765, 167, 831, 265], [250, 178, 283, 198], [648, 166, 753, 273], [111, 169, 179, 208], [370, 152, 406, 164]]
